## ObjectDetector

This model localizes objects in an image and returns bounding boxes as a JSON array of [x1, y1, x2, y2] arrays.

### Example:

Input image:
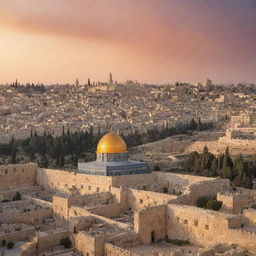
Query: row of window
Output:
[[62, 183, 101, 193], [1, 168, 25, 175], [176, 217, 209, 230], [139, 198, 163, 206]]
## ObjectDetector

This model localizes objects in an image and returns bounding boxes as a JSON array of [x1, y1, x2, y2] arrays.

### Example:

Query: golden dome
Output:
[[97, 133, 127, 153]]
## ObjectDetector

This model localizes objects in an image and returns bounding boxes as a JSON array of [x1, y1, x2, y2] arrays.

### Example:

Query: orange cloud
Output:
[[0, 0, 256, 84]]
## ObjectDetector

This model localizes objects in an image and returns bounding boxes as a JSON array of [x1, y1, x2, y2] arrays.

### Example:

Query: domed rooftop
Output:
[[97, 133, 127, 154]]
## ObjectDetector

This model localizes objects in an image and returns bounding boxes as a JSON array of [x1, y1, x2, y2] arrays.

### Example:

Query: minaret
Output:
[[109, 73, 113, 84]]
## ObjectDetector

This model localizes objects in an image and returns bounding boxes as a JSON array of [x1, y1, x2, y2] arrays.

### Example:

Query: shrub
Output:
[[196, 196, 222, 211], [13, 192, 21, 201], [154, 165, 161, 171], [2, 199, 10, 203], [60, 237, 71, 249], [166, 238, 190, 246], [7, 241, 15, 249], [1, 239, 6, 246], [205, 199, 222, 211], [163, 187, 168, 193]]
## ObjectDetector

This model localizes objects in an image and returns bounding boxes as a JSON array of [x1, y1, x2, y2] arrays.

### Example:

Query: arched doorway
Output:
[[151, 231, 155, 243]]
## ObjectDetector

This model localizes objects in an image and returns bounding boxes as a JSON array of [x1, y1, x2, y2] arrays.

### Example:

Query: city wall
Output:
[[37, 168, 112, 194], [0, 163, 37, 190], [70, 192, 114, 206], [111, 173, 154, 188]]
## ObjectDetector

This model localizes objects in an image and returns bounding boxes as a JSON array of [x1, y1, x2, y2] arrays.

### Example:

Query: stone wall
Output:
[[154, 172, 215, 194], [69, 206, 129, 230], [104, 243, 139, 256], [111, 173, 154, 188], [0, 207, 52, 225], [218, 189, 256, 214], [179, 178, 231, 205], [23, 195, 53, 209], [0, 163, 37, 190], [167, 204, 256, 254], [217, 192, 250, 214], [37, 168, 112, 194], [70, 192, 114, 206], [108, 231, 140, 248], [134, 205, 167, 244], [53, 196, 70, 227], [0, 228, 35, 244], [125, 188, 178, 211], [72, 232, 105, 256], [243, 209, 256, 227], [89, 203, 125, 218], [219, 136, 256, 147], [21, 229, 69, 255], [0, 186, 41, 201], [37, 229, 70, 254]]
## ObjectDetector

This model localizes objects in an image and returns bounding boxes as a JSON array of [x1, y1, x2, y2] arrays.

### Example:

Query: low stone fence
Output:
[[0, 227, 35, 244], [23, 195, 53, 208], [1, 208, 53, 225], [104, 243, 139, 256]]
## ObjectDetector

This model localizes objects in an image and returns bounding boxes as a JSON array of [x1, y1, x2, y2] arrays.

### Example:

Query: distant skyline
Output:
[[0, 0, 256, 84]]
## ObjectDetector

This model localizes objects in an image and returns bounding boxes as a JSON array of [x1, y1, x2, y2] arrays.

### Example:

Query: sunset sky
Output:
[[0, 0, 256, 84]]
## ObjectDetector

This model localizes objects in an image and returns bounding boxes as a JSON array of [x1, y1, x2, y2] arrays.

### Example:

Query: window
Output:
[[194, 220, 198, 227], [177, 217, 180, 222], [139, 199, 143, 204], [184, 219, 188, 224], [205, 224, 209, 230], [88, 186, 91, 191], [5, 169, 8, 174], [81, 185, 84, 189], [96, 187, 99, 192]]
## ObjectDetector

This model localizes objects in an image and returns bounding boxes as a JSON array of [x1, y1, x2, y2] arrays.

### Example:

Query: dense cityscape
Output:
[[1, 76, 256, 143]]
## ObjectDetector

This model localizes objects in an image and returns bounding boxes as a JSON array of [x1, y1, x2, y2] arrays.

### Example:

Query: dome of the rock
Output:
[[96, 132, 127, 153]]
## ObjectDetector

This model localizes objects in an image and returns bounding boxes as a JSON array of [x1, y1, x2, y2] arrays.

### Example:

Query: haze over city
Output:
[[1, 0, 256, 84]]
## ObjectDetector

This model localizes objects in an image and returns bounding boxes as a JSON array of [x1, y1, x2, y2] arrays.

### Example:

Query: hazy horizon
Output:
[[1, 0, 256, 84]]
